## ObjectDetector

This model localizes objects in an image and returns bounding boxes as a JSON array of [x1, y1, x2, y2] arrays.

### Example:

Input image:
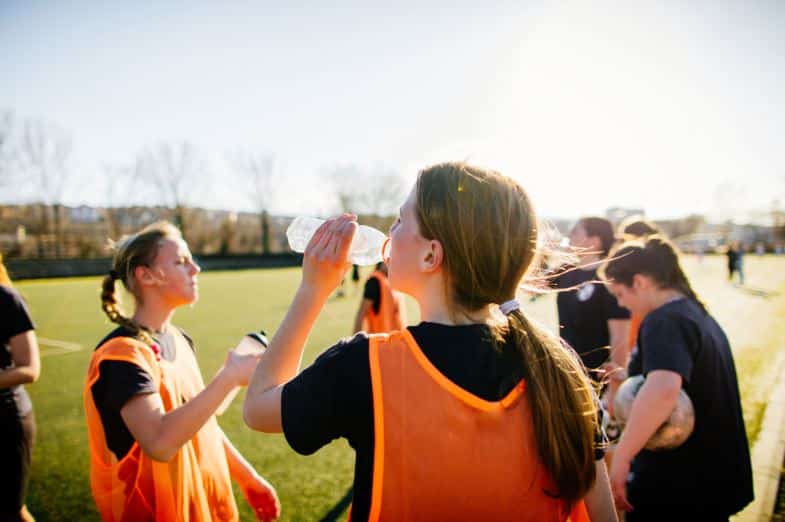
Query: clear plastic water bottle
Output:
[[286, 216, 388, 266]]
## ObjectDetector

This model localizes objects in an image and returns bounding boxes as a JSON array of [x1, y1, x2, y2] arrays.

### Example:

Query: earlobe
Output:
[[421, 240, 443, 273]]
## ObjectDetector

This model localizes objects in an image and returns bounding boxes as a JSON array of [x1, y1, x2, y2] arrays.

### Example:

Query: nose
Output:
[[190, 259, 201, 275]]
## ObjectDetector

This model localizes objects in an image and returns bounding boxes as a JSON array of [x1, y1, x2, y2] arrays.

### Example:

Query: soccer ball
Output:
[[614, 375, 695, 451]]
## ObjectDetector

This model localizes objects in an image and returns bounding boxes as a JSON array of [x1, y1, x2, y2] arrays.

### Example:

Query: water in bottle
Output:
[[286, 216, 388, 266]]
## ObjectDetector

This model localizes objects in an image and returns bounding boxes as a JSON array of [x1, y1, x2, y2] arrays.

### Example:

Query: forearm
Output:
[[0, 366, 38, 388], [249, 285, 327, 395], [149, 371, 236, 460], [353, 309, 364, 334], [244, 286, 328, 431], [614, 382, 678, 462], [224, 434, 255, 482], [585, 460, 618, 522]]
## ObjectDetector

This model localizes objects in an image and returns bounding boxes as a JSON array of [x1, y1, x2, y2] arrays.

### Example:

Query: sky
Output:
[[2, 1, 783, 221]]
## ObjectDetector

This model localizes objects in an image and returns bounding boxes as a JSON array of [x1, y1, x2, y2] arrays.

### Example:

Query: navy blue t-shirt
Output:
[[281, 322, 607, 522], [0, 285, 35, 417], [626, 298, 753, 515], [553, 267, 630, 369]]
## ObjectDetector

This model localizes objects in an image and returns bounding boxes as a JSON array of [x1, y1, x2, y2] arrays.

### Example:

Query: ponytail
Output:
[[603, 235, 707, 313], [502, 310, 597, 504], [101, 272, 154, 345]]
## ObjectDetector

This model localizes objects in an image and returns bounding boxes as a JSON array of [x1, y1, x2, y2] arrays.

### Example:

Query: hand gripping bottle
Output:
[[217, 331, 268, 416], [286, 216, 389, 266]]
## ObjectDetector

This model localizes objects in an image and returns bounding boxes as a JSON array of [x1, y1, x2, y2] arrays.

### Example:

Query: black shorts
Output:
[[0, 407, 35, 516]]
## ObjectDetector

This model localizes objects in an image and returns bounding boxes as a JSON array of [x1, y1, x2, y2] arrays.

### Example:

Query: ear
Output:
[[134, 265, 162, 288], [420, 239, 444, 273], [631, 273, 650, 291]]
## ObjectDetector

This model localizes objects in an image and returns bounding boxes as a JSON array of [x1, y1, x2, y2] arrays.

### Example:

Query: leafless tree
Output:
[[0, 110, 18, 188], [327, 163, 405, 216], [135, 142, 207, 238], [228, 150, 278, 254], [14, 117, 73, 257], [100, 162, 144, 239]]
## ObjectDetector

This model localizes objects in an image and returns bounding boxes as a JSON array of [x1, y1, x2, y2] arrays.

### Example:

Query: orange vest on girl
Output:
[[84, 334, 238, 522], [366, 330, 589, 522], [366, 271, 404, 334]]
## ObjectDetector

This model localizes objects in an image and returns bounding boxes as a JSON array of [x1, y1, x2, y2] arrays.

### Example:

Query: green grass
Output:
[[14, 256, 785, 521]]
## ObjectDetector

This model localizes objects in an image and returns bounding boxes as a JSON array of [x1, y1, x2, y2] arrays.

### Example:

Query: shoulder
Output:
[[175, 327, 196, 351], [95, 326, 136, 350], [0, 284, 31, 313], [93, 330, 158, 373], [313, 332, 371, 368]]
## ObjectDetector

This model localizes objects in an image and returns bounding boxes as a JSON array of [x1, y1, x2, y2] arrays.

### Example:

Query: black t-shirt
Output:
[[363, 277, 381, 314], [626, 299, 753, 514], [281, 322, 607, 522], [91, 326, 195, 460], [553, 267, 630, 369], [0, 285, 35, 417]]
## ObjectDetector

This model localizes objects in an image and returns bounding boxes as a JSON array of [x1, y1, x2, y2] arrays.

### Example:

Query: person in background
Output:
[[553, 217, 630, 379], [602, 236, 753, 520], [244, 163, 616, 521], [351, 264, 361, 296], [0, 253, 40, 522], [84, 221, 279, 521], [353, 262, 407, 334]]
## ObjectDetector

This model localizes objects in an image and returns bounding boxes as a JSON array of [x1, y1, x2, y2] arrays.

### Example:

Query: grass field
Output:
[[14, 255, 785, 521]]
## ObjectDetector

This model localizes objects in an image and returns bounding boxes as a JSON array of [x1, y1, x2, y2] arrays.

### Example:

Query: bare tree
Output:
[[136, 142, 207, 238], [15, 117, 73, 257], [100, 162, 143, 239], [327, 163, 405, 216], [0, 110, 18, 188], [228, 150, 278, 254]]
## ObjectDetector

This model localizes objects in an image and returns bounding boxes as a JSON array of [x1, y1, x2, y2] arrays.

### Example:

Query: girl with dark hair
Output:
[[0, 254, 40, 522], [243, 163, 616, 521], [84, 221, 279, 521], [602, 236, 753, 520], [553, 217, 630, 376]]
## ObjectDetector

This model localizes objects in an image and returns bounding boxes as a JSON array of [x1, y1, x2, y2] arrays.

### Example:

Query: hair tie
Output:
[[109, 269, 119, 280], [499, 299, 520, 315]]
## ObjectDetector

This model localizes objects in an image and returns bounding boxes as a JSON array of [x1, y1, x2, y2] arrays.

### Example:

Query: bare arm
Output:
[[353, 298, 373, 334], [584, 460, 618, 522], [610, 370, 682, 511], [607, 319, 630, 368], [120, 350, 259, 462], [0, 330, 40, 387], [244, 216, 357, 433]]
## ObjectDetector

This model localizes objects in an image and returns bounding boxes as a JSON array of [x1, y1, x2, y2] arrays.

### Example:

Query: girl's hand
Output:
[[222, 348, 262, 387], [300, 214, 357, 299], [240, 473, 281, 521], [609, 453, 634, 512]]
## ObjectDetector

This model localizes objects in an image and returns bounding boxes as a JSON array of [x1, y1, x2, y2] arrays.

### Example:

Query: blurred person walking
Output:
[[352, 262, 407, 334]]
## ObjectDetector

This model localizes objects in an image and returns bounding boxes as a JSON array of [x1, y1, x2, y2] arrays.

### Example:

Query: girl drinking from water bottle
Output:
[[243, 162, 616, 521], [84, 221, 279, 521]]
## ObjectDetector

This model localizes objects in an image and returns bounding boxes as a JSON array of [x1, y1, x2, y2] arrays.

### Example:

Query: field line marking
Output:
[[38, 337, 83, 356]]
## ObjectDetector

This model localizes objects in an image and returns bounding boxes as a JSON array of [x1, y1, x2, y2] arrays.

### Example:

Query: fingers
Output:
[[305, 214, 357, 263]]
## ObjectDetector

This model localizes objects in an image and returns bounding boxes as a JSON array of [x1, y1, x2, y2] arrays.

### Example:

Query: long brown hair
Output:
[[602, 235, 707, 313], [0, 253, 12, 287], [415, 162, 597, 504], [101, 221, 182, 344]]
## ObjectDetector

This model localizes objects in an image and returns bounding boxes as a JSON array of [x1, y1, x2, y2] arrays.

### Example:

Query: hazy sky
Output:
[[2, 1, 783, 220]]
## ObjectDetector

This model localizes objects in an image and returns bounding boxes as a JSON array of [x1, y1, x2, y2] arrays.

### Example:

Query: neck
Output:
[[133, 301, 176, 334], [416, 278, 492, 325], [646, 287, 684, 314]]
